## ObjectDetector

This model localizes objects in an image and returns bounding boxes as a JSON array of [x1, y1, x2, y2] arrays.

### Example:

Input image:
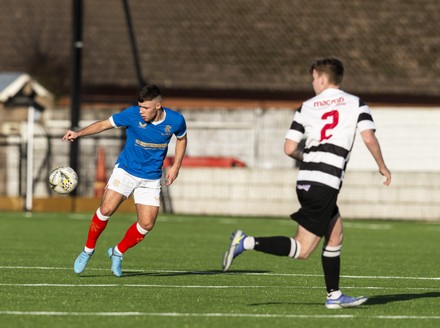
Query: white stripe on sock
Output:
[[84, 247, 94, 254], [322, 245, 342, 258], [96, 208, 110, 221], [136, 223, 149, 235], [114, 246, 122, 255], [289, 238, 300, 259]]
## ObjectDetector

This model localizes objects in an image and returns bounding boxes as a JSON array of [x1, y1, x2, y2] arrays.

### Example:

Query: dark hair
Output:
[[309, 57, 344, 85], [137, 84, 162, 102]]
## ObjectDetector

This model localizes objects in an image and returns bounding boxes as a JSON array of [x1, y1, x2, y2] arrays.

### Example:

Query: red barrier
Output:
[[163, 156, 246, 168]]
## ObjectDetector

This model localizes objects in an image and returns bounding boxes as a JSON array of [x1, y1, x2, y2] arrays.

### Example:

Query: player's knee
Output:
[[98, 206, 114, 217], [138, 221, 155, 231], [297, 249, 312, 260], [337, 232, 344, 245], [295, 242, 314, 260], [326, 232, 343, 247]]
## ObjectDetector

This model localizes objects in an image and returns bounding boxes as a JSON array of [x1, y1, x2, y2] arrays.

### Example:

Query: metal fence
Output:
[[2, 105, 440, 205], [0, 133, 125, 198], [0, 137, 22, 196]]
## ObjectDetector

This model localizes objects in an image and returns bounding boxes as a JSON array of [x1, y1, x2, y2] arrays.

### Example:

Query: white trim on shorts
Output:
[[106, 165, 161, 207]]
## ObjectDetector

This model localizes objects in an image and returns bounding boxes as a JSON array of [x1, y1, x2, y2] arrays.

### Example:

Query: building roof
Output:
[[0, 72, 52, 104], [0, 73, 23, 99], [0, 0, 439, 103]]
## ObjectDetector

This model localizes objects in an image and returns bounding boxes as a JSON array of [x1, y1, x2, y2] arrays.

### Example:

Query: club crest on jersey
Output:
[[161, 125, 172, 136], [138, 121, 147, 128]]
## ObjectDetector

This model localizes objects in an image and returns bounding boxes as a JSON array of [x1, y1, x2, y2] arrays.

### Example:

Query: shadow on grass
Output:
[[248, 292, 440, 307], [122, 269, 270, 277], [366, 292, 440, 305], [77, 269, 270, 278], [248, 301, 323, 306]]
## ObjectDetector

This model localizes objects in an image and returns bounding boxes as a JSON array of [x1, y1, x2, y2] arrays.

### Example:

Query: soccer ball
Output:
[[49, 166, 78, 194]]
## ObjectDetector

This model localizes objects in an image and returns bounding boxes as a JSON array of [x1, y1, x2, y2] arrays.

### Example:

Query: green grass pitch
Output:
[[0, 211, 439, 328]]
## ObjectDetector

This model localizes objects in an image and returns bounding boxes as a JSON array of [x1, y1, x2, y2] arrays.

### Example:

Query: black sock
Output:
[[322, 254, 340, 293], [254, 236, 293, 257]]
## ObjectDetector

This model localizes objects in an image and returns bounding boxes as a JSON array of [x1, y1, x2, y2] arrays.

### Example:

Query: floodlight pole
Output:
[[70, 0, 83, 196], [122, 0, 146, 88]]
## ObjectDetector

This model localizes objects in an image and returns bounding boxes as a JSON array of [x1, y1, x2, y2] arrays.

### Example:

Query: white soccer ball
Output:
[[49, 166, 78, 194]]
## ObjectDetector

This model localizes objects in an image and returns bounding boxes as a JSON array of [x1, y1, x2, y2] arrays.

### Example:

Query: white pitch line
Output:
[[343, 222, 393, 230], [230, 272, 440, 281], [1, 266, 439, 281], [0, 311, 439, 320], [0, 266, 67, 270], [0, 283, 437, 291]]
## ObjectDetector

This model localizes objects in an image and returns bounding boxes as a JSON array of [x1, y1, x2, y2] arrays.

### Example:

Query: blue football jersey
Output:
[[110, 106, 187, 179]]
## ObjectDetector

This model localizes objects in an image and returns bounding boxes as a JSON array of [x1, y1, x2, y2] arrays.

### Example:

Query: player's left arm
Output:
[[361, 129, 391, 186], [165, 134, 187, 186]]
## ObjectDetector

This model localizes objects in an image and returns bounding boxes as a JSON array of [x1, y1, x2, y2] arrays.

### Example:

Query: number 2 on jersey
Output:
[[320, 110, 339, 141]]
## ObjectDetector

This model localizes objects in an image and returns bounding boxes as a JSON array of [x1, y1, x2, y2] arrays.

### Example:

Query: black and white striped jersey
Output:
[[285, 88, 376, 190]]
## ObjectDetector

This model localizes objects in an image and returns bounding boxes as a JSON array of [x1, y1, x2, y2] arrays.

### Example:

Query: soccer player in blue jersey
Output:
[[63, 84, 187, 277], [222, 57, 391, 308]]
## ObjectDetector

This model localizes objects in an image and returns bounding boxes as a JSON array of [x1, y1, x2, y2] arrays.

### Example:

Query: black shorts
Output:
[[290, 183, 340, 237]]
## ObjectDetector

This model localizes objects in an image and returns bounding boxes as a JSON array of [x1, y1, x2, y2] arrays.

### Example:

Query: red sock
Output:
[[117, 223, 147, 254], [85, 211, 108, 249]]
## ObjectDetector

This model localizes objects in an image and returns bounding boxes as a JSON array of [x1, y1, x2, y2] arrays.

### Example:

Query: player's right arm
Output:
[[62, 119, 114, 142], [284, 139, 304, 161], [360, 129, 391, 186]]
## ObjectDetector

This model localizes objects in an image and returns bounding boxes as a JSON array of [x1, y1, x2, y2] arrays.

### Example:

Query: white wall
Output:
[[350, 107, 440, 172], [167, 105, 440, 220], [175, 106, 440, 172], [169, 168, 440, 221]]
